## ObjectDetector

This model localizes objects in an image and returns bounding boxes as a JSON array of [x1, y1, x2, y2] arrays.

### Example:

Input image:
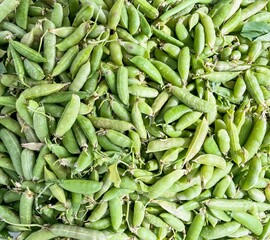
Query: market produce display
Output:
[[0, 0, 270, 239]]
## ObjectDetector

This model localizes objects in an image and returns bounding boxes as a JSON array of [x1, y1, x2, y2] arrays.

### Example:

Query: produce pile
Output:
[[0, 0, 270, 239]]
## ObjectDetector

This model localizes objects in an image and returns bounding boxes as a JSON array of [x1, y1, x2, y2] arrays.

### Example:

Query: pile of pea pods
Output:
[[1, 0, 270, 239]]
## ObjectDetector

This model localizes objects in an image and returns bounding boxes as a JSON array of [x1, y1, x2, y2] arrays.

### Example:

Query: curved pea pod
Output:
[[177, 46, 190, 86], [56, 22, 90, 52], [162, 43, 180, 60], [248, 188, 266, 202], [221, 9, 242, 35], [259, 219, 270, 240], [33, 106, 49, 142], [153, 199, 192, 222], [107, 0, 124, 30], [76, 115, 97, 148], [87, 116, 134, 132], [59, 179, 102, 195], [245, 70, 265, 106], [131, 101, 147, 140], [243, 113, 267, 161], [20, 148, 36, 181], [184, 117, 208, 164], [52, 45, 79, 77], [177, 183, 202, 200], [117, 66, 129, 106], [109, 197, 122, 231], [159, 213, 185, 232], [217, 128, 230, 155], [0, 116, 23, 138], [185, 211, 205, 240], [85, 218, 111, 230], [44, 154, 67, 180], [133, 200, 145, 227], [73, 5, 94, 27], [202, 71, 241, 83], [148, 169, 186, 199], [0, 128, 22, 176], [102, 187, 133, 202], [44, 166, 67, 205], [0, 0, 19, 23], [203, 135, 222, 156], [212, 175, 232, 198], [160, 147, 183, 165], [204, 198, 260, 212], [137, 99, 153, 116], [128, 85, 158, 99], [43, 20, 56, 77], [159, 0, 211, 21], [0, 205, 20, 224], [105, 129, 133, 148], [201, 222, 241, 239], [120, 41, 146, 56], [70, 44, 94, 78], [24, 229, 56, 240], [195, 154, 226, 169], [147, 138, 191, 153], [49, 223, 114, 239], [212, 1, 232, 28], [55, 94, 81, 138], [193, 22, 205, 57], [69, 60, 91, 91], [198, 12, 216, 49], [231, 212, 263, 236], [241, 155, 262, 191], [15, 0, 30, 30], [9, 40, 46, 63], [151, 60, 182, 87], [0, 168, 10, 186], [152, 27, 184, 48], [19, 189, 34, 224], [205, 162, 233, 189], [125, 2, 139, 35], [175, 20, 193, 48], [224, 110, 244, 165], [175, 111, 202, 131], [164, 104, 191, 124], [133, 0, 158, 19], [170, 85, 215, 113], [130, 56, 163, 85], [109, 33, 123, 66]]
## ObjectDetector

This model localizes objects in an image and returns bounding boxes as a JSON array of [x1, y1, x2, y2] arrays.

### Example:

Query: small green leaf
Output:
[[240, 21, 270, 41], [108, 162, 121, 188]]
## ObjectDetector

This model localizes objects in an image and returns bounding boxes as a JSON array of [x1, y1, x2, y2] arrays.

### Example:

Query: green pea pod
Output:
[[10, 40, 46, 63], [56, 22, 90, 51], [184, 117, 208, 164], [243, 113, 267, 161], [0, 128, 22, 176], [73, 5, 94, 27], [59, 179, 102, 194], [133, 0, 159, 19], [130, 56, 163, 85], [171, 85, 214, 113], [152, 60, 182, 87], [52, 45, 79, 77], [117, 66, 129, 105], [108, 0, 124, 30], [148, 169, 186, 199], [0, 0, 20, 23], [55, 94, 81, 138], [231, 212, 263, 235]]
